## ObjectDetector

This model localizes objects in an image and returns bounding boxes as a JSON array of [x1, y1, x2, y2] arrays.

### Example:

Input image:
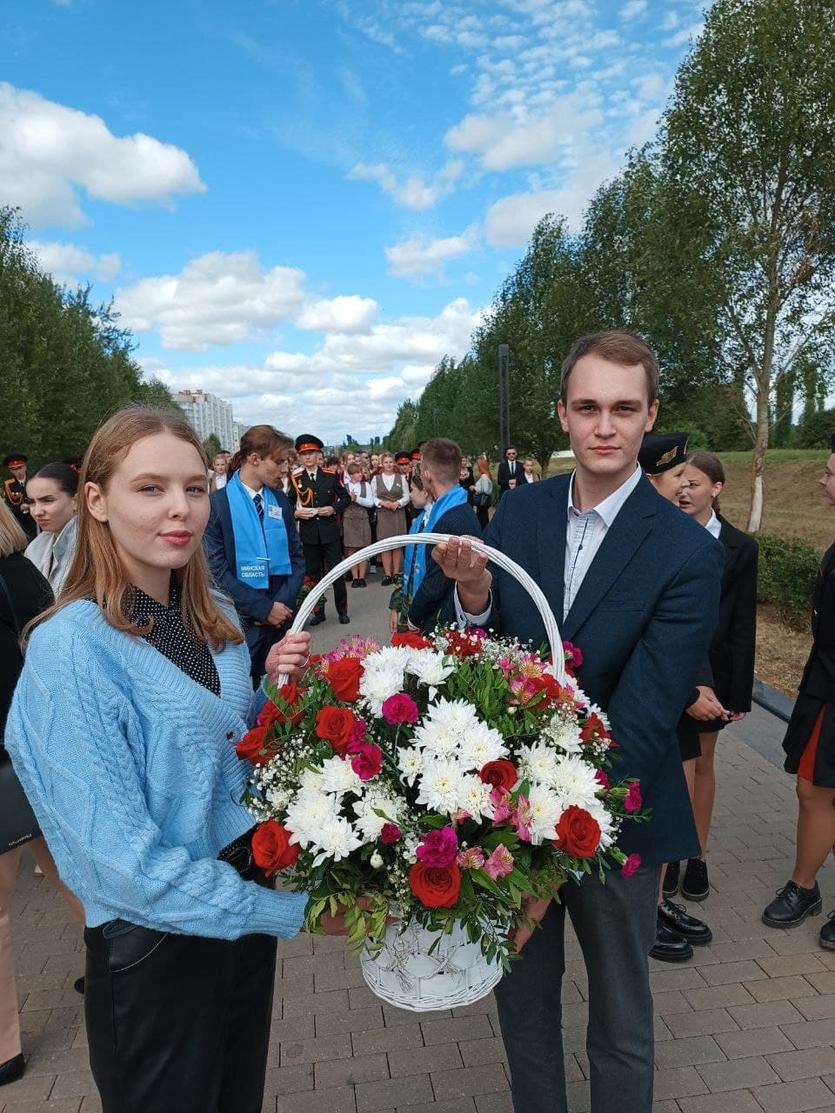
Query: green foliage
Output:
[[202, 433, 222, 459], [795, 407, 835, 450], [0, 207, 180, 466], [756, 534, 820, 624]]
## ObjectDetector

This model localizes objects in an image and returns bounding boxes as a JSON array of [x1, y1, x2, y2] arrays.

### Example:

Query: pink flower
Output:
[[380, 822, 401, 844], [381, 692, 419, 725], [457, 847, 486, 870], [594, 769, 610, 792], [621, 853, 641, 878], [490, 786, 515, 825], [416, 827, 458, 868], [624, 781, 643, 813], [347, 717, 368, 750], [514, 795, 533, 843], [483, 844, 514, 880], [563, 640, 584, 669], [496, 655, 516, 675], [350, 743, 383, 781]]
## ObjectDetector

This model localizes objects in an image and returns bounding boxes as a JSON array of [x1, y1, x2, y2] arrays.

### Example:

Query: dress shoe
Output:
[[351, 579, 361, 588], [820, 912, 835, 950], [338, 613, 350, 625], [0, 1053, 25, 1087], [381, 575, 393, 586], [309, 612, 326, 627], [650, 919, 693, 963], [663, 861, 680, 897], [73, 976, 85, 995], [356, 578, 367, 588], [658, 899, 712, 945], [682, 857, 710, 901], [762, 881, 822, 928]]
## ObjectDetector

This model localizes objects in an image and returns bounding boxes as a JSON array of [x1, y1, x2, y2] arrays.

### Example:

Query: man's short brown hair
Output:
[[560, 330, 659, 404], [421, 437, 463, 486]]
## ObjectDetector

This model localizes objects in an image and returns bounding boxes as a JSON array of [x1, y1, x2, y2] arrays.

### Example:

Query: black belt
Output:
[[217, 826, 257, 878]]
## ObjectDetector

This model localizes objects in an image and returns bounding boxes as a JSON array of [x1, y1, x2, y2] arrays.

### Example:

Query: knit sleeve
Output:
[[5, 620, 307, 942]]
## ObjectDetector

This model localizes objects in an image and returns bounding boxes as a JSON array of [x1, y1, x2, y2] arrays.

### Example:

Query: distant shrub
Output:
[[757, 534, 820, 626], [795, 408, 835, 450]]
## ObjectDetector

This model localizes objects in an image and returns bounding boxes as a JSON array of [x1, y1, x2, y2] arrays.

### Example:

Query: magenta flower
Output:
[[416, 826, 458, 868], [380, 822, 401, 844], [381, 692, 419, 725], [563, 640, 584, 669], [350, 743, 383, 781], [594, 769, 610, 792], [483, 844, 514, 880], [347, 717, 368, 750], [490, 786, 514, 825], [624, 781, 643, 813], [621, 853, 641, 878], [457, 847, 486, 870]]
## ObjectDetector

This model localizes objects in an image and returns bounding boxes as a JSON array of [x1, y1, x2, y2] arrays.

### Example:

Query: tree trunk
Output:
[[748, 371, 773, 533]]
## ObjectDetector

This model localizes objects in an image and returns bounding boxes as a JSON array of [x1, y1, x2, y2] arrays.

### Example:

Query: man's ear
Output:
[[557, 399, 570, 434], [645, 399, 659, 432]]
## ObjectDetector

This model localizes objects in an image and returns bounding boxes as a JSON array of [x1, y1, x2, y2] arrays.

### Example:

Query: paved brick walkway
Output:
[[4, 577, 835, 1112]]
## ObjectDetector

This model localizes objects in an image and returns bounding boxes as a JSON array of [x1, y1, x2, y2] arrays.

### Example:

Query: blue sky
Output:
[[2, 0, 705, 443]]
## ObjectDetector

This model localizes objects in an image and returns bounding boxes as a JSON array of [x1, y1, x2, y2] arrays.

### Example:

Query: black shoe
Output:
[[658, 899, 712, 945], [351, 578, 361, 588], [763, 881, 822, 928], [344, 571, 353, 582], [663, 861, 680, 897], [820, 913, 835, 950], [309, 612, 326, 627], [356, 578, 367, 588], [682, 857, 710, 901], [73, 976, 85, 995], [650, 919, 693, 963], [338, 613, 350, 625], [381, 576, 393, 586], [0, 1053, 25, 1087]]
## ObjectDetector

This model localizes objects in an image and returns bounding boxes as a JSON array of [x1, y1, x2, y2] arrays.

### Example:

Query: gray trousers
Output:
[[495, 864, 659, 1113]]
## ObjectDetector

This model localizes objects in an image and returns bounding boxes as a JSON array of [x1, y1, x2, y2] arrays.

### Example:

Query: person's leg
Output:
[[321, 537, 348, 615], [0, 850, 23, 1066], [494, 898, 568, 1113], [693, 733, 718, 854], [28, 836, 85, 924], [391, 547, 403, 575], [381, 550, 393, 578], [792, 780, 835, 889], [218, 931, 277, 1113], [564, 864, 659, 1113]]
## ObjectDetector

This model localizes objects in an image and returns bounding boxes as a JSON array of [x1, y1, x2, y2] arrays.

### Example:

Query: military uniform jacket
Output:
[[289, 468, 350, 545], [3, 477, 37, 541]]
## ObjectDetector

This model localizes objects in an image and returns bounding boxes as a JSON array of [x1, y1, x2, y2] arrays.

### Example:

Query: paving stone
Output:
[[355, 1073, 434, 1111], [796, 995, 835, 1021], [263, 1063, 315, 1094], [805, 972, 835, 995], [700, 960, 768, 986], [315, 1005, 385, 1037], [696, 1054, 779, 1091], [388, 1042, 463, 1078], [767, 1047, 835, 1083], [728, 1000, 805, 1029], [351, 1024, 424, 1055], [0, 1102, 82, 1113], [421, 1014, 494, 1045], [781, 1019, 835, 1050], [664, 1008, 740, 1038], [716, 1027, 795, 1059], [430, 1063, 509, 1101], [677, 1090, 768, 1111], [277, 1085, 357, 1113], [474, 1096, 514, 1113], [653, 1065, 711, 1100], [756, 954, 829, 978], [753, 1078, 835, 1113], [654, 1034, 726, 1070], [314, 1053, 390, 1089], [683, 982, 757, 1011], [748, 976, 820, 1003], [280, 1033, 353, 1066]]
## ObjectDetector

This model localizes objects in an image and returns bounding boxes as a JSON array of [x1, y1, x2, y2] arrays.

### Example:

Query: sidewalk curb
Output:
[[752, 677, 794, 723]]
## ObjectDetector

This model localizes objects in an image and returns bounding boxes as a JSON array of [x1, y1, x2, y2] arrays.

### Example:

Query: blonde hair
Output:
[[32, 405, 243, 648], [0, 500, 28, 557]]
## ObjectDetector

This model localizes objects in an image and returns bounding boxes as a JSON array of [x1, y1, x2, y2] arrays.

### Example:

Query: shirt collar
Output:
[[567, 465, 642, 528], [705, 510, 722, 539], [131, 580, 180, 621], [240, 479, 263, 499]]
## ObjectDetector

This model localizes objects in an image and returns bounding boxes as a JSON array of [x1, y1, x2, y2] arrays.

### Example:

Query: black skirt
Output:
[[677, 716, 702, 762], [783, 692, 835, 787]]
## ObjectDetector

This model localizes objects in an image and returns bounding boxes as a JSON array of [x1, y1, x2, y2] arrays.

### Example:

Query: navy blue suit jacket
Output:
[[407, 502, 482, 632], [466, 474, 723, 865], [203, 485, 305, 625]]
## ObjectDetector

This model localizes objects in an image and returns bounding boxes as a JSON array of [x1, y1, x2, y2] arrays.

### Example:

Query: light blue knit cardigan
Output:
[[5, 599, 307, 941]]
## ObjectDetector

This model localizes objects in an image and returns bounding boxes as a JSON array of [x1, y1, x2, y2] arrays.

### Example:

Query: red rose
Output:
[[580, 713, 610, 744], [527, 674, 571, 708], [408, 861, 462, 908], [555, 805, 601, 859], [325, 657, 363, 702], [236, 725, 268, 764], [444, 630, 483, 658], [251, 821, 299, 874], [315, 706, 357, 753], [392, 632, 434, 650], [479, 760, 518, 792]]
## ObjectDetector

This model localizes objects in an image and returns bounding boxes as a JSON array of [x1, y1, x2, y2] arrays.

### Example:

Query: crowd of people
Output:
[[0, 328, 833, 1113]]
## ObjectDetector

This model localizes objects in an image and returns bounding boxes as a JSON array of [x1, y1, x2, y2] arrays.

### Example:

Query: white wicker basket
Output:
[[277, 532, 566, 1010]]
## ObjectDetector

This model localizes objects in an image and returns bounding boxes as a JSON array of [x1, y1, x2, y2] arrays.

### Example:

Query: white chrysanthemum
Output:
[[309, 815, 364, 865], [584, 797, 616, 849], [265, 784, 290, 811], [397, 745, 425, 786], [459, 721, 508, 769], [517, 742, 562, 788], [525, 782, 563, 845], [299, 768, 325, 794], [285, 788, 336, 845], [406, 649, 455, 689], [550, 755, 600, 810], [416, 757, 467, 815], [359, 665, 405, 715], [541, 716, 584, 755], [457, 773, 494, 820], [353, 791, 400, 841], [319, 755, 364, 797]]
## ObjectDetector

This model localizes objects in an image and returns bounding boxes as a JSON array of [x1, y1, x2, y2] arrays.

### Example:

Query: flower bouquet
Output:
[[237, 626, 646, 1009]]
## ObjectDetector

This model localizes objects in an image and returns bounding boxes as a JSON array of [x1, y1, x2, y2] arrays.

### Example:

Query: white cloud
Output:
[[0, 82, 204, 227], [348, 160, 463, 210], [444, 94, 603, 171], [295, 295, 379, 334], [115, 250, 306, 351], [28, 240, 120, 285], [619, 0, 647, 20], [385, 226, 479, 279], [665, 22, 704, 47]]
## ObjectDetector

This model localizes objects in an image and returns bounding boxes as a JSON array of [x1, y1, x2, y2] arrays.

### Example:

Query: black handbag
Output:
[[0, 569, 41, 854]]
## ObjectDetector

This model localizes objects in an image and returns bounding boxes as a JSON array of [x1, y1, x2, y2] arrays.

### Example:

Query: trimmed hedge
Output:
[[756, 533, 820, 626]]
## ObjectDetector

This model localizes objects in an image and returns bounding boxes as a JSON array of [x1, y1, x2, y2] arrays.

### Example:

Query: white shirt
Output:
[[346, 478, 375, 509], [457, 466, 643, 625], [523, 472, 535, 484], [375, 473, 410, 509], [704, 510, 721, 540], [213, 472, 228, 490]]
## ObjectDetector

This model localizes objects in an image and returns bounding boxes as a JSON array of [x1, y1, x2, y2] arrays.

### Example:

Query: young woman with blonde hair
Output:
[[5, 406, 320, 1113]]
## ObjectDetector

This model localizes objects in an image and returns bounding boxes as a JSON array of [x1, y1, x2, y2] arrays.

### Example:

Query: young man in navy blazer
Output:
[[433, 331, 724, 1113]]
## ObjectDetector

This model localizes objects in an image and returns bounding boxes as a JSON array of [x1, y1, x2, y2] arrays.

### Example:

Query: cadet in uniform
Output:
[[3, 455, 37, 542], [289, 434, 351, 626]]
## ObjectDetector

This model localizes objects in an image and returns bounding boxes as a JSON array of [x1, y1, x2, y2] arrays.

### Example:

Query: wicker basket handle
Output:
[[277, 533, 566, 686]]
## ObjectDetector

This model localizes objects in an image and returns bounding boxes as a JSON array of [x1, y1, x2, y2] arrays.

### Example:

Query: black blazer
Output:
[[0, 553, 53, 737], [288, 469, 350, 545], [799, 542, 835, 702], [708, 516, 758, 713], [203, 485, 305, 625], [496, 459, 522, 495], [407, 502, 482, 632], [435, 474, 724, 865]]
